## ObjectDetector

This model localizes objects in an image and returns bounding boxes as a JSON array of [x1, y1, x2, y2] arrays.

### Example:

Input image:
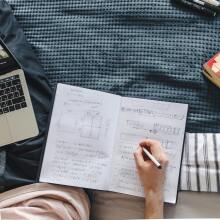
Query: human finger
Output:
[[139, 139, 164, 157], [134, 146, 145, 169]]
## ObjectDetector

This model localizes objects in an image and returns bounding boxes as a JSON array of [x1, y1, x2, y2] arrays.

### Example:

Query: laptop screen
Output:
[[0, 39, 20, 75]]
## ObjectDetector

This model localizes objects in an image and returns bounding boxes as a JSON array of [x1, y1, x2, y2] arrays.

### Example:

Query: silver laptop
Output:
[[0, 38, 39, 147]]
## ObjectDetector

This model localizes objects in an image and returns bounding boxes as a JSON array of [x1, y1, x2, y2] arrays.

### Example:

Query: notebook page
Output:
[[110, 97, 188, 204], [40, 84, 121, 190]]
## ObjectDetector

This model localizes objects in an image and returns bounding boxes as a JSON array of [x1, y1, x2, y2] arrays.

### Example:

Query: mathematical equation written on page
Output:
[[110, 97, 188, 203]]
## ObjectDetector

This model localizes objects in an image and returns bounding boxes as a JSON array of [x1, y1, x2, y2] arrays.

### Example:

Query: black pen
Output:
[[202, 0, 220, 6], [200, 0, 220, 12], [174, 0, 217, 16]]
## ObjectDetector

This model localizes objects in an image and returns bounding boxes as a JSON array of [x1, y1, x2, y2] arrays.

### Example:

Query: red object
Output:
[[206, 52, 220, 77]]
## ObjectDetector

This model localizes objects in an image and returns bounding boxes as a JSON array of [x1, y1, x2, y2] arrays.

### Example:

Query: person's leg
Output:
[[0, 183, 90, 220]]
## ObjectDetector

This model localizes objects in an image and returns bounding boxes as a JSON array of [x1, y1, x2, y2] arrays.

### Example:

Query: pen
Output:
[[143, 148, 162, 169], [202, 0, 220, 6], [200, 0, 220, 12], [174, 0, 217, 16]]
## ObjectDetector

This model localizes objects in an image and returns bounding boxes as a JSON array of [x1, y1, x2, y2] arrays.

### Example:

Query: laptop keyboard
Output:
[[0, 75, 27, 115]]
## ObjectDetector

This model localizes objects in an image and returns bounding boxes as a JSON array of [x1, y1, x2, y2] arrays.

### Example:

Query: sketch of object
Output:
[[80, 111, 102, 140]]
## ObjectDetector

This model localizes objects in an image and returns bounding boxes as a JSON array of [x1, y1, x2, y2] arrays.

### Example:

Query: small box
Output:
[[203, 52, 220, 88]]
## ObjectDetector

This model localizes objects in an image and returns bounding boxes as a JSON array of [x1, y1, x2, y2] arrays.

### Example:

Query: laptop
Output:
[[0, 38, 39, 147]]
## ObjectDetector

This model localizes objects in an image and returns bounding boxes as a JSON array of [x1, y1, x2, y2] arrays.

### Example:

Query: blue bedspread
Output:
[[6, 0, 220, 132]]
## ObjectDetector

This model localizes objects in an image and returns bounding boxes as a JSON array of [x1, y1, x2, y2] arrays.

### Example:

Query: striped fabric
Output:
[[180, 133, 220, 192], [1, 133, 218, 193]]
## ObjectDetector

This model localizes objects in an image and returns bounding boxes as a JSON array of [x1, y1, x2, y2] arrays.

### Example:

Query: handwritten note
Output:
[[40, 84, 188, 204], [40, 84, 121, 189], [110, 97, 188, 203]]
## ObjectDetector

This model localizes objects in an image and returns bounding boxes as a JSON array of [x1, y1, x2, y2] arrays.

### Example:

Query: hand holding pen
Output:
[[134, 139, 169, 219], [134, 139, 169, 194]]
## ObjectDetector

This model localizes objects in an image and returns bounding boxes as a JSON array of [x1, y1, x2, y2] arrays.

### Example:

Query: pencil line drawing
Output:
[[80, 110, 102, 140]]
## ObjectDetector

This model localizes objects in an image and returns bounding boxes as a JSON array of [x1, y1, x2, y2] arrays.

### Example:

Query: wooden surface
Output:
[[89, 190, 220, 219]]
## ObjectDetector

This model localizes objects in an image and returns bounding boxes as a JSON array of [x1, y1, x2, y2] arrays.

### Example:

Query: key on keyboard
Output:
[[0, 75, 27, 115]]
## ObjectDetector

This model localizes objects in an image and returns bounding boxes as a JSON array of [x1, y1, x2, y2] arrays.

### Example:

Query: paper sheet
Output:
[[40, 84, 121, 190], [40, 84, 188, 203], [110, 97, 188, 203]]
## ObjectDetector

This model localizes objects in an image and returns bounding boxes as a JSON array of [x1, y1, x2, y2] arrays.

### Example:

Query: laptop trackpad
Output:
[[0, 117, 12, 147]]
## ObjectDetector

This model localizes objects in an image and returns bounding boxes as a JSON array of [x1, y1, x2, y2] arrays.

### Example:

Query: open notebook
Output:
[[39, 84, 188, 204]]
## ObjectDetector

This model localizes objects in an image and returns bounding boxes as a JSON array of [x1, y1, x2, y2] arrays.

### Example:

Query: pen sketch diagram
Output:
[[56, 107, 103, 140], [80, 110, 102, 140]]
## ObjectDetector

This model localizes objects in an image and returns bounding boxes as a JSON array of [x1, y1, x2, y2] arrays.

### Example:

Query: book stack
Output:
[[203, 52, 220, 88]]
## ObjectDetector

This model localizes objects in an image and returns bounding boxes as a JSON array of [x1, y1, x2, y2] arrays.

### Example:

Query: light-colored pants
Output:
[[0, 183, 90, 220]]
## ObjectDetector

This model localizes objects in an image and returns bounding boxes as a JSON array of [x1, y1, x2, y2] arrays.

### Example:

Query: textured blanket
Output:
[[0, 0, 220, 193], [7, 0, 220, 133]]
